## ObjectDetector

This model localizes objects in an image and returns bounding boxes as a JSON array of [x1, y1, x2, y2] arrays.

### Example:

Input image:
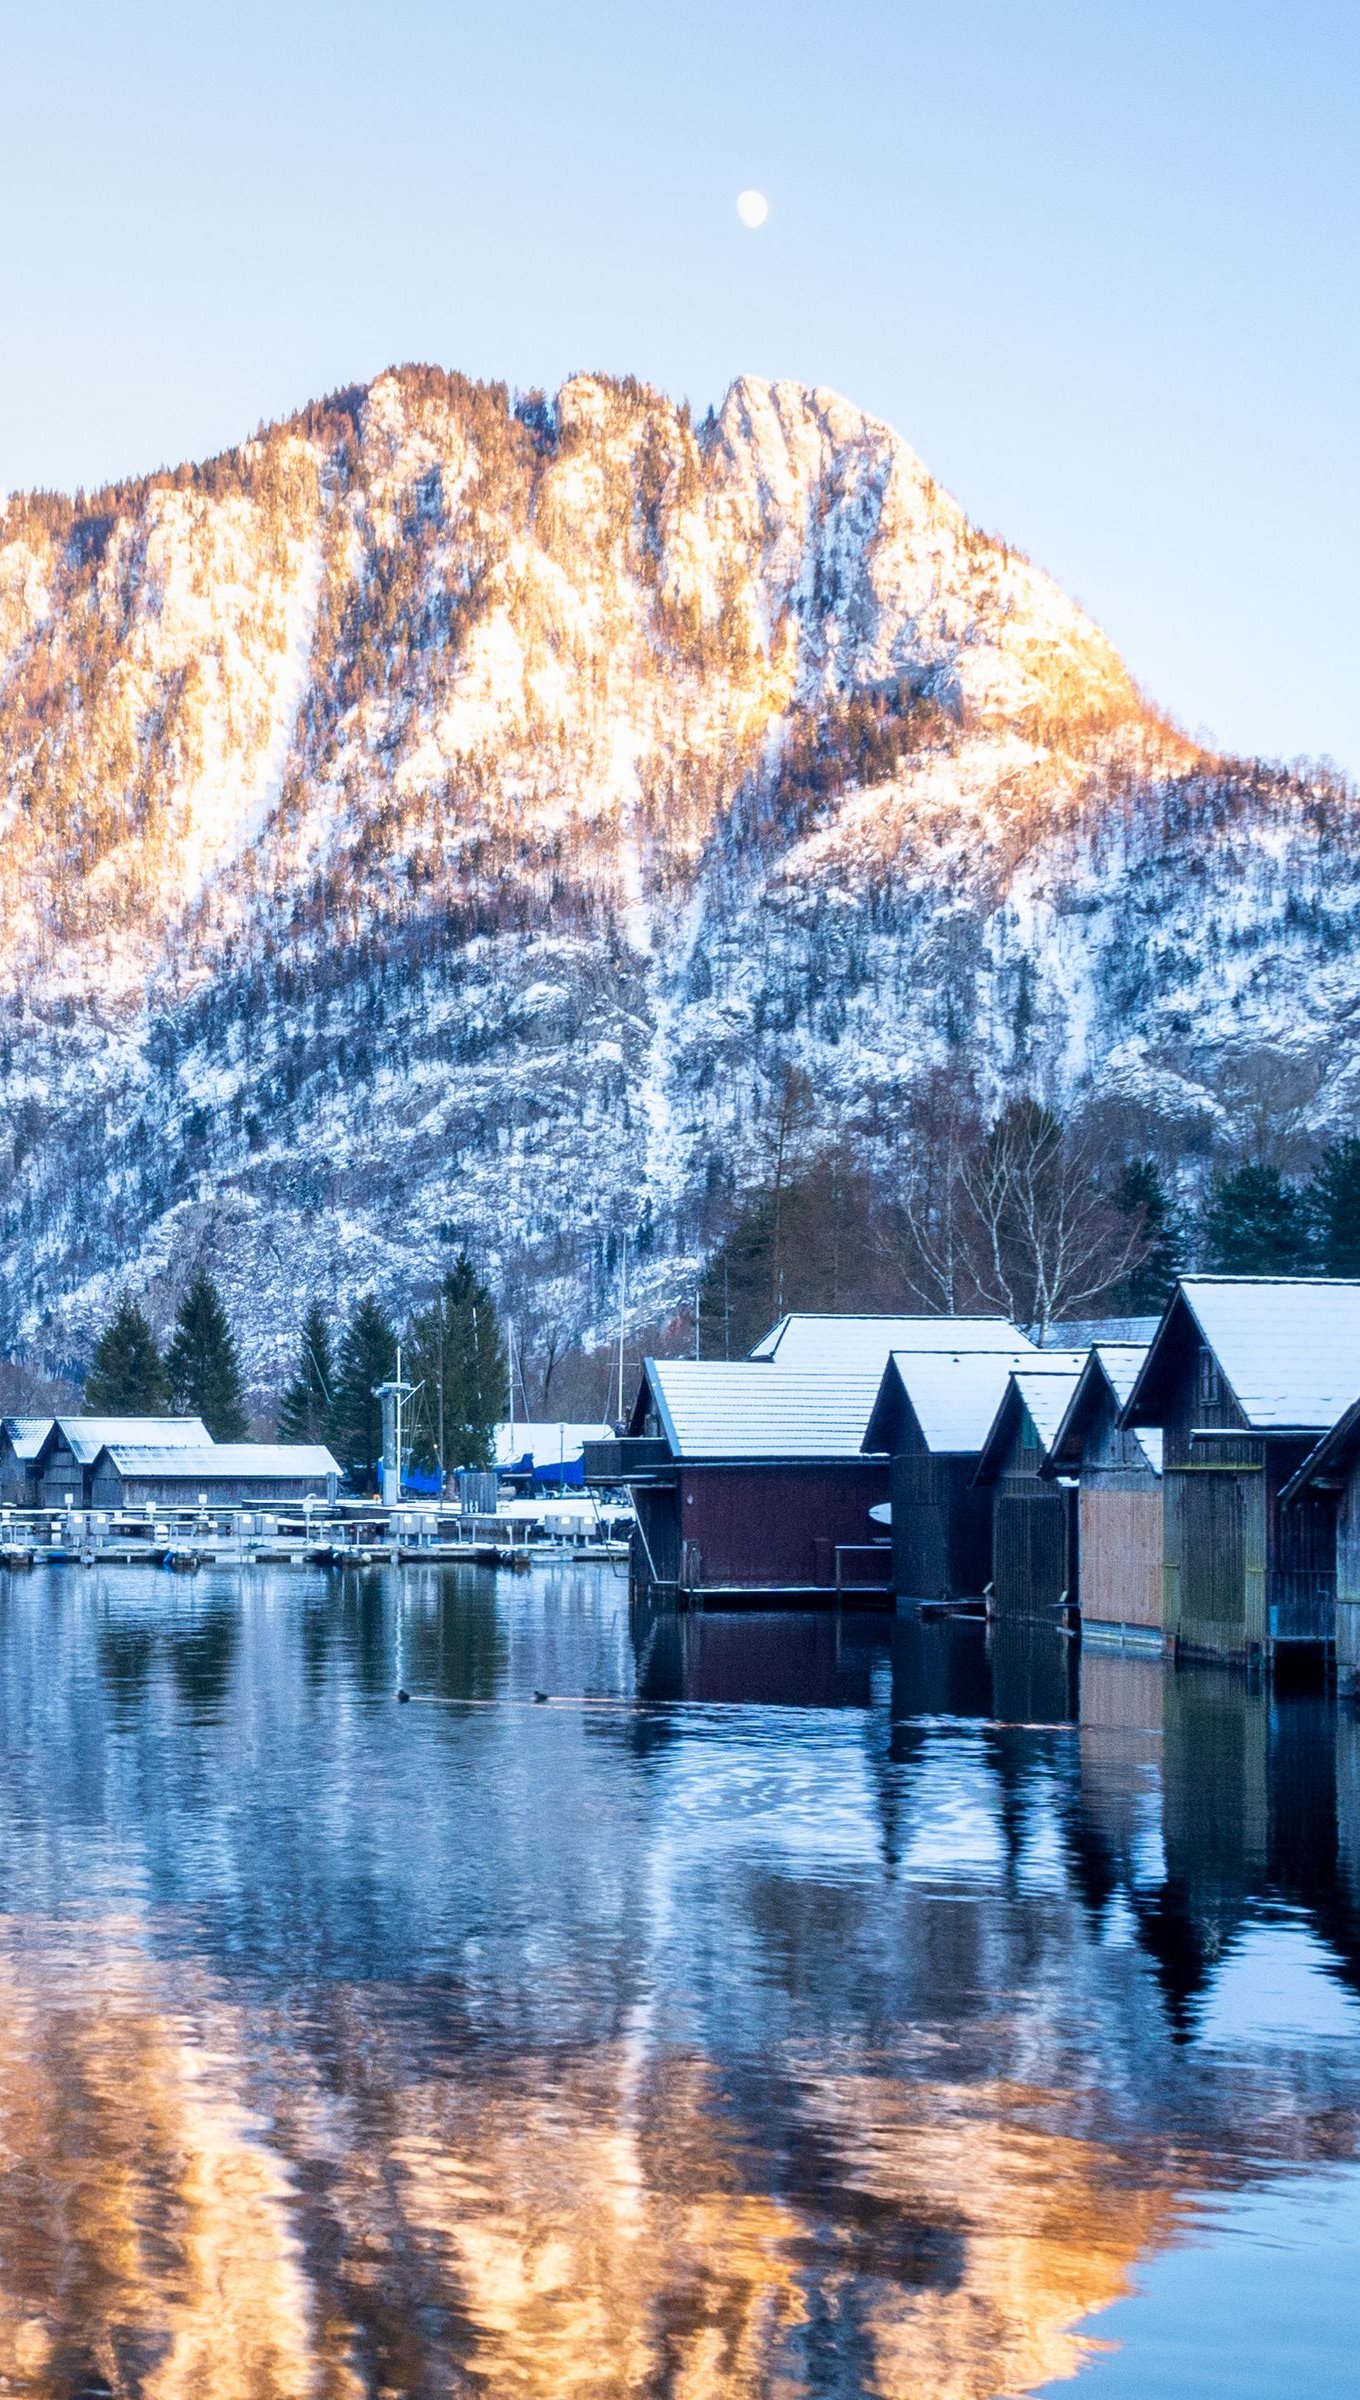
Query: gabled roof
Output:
[[862, 1350, 1037, 1456], [973, 1355, 1091, 1484], [639, 1360, 884, 1460], [1280, 1398, 1360, 1505], [1042, 1345, 1162, 1478], [747, 1313, 1033, 1371], [495, 1421, 612, 1468], [1123, 1278, 1360, 1433], [98, 1443, 339, 1479], [1, 1417, 51, 1461], [40, 1416, 210, 1467]]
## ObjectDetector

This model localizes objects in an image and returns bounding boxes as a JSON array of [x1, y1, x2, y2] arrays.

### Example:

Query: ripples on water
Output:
[[0, 1562, 1355, 2396]]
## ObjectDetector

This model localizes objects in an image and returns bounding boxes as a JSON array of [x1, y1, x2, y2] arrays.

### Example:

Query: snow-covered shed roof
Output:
[[495, 1421, 612, 1468], [1123, 1278, 1360, 1433], [2, 1417, 51, 1461], [1043, 1346, 1162, 1478], [641, 1361, 883, 1460], [44, 1416, 210, 1466], [974, 1355, 1091, 1483], [98, 1443, 339, 1480], [748, 1314, 1032, 1371], [862, 1351, 1038, 1456]]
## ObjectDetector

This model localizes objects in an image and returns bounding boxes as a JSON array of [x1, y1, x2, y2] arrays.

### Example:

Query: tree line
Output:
[[84, 1254, 507, 1490]]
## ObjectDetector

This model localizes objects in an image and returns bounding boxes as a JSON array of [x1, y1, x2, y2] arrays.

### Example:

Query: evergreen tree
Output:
[[277, 1303, 336, 1445], [1309, 1136, 1360, 1276], [1202, 1165, 1310, 1276], [84, 1295, 167, 1414], [331, 1295, 397, 1487], [406, 1256, 506, 1475], [165, 1269, 249, 1438], [1109, 1159, 1182, 1312]]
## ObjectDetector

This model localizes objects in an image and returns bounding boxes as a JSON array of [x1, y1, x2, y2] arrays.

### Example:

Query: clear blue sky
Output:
[[2, 0, 1356, 770]]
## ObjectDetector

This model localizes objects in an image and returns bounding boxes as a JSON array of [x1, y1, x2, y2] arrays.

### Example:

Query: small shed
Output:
[[90, 1443, 340, 1509], [34, 1416, 211, 1510], [973, 1357, 1090, 1625], [590, 1360, 889, 1604], [1281, 1400, 1360, 1694], [0, 1418, 52, 1509], [861, 1350, 1035, 1604], [1041, 1345, 1163, 1645], [748, 1313, 1032, 1368], [1122, 1278, 1360, 1660]]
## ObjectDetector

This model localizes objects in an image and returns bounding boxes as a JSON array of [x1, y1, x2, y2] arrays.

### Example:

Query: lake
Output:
[[0, 1559, 1355, 2397]]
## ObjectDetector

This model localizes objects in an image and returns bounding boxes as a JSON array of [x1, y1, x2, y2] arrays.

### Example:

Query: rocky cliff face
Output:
[[1, 366, 1355, 1380]]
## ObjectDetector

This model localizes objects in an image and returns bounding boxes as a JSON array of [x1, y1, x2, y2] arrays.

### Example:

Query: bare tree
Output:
[[878, 1072, 988, 1313], [961, 1100, 1149, 1341]]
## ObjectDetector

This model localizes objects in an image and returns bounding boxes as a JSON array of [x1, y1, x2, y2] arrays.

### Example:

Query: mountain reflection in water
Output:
[[0, 1566, 1355, 2397]]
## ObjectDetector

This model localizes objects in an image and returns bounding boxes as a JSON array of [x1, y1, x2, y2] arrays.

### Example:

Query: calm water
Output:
[[0, 1563, 1356, 2397]]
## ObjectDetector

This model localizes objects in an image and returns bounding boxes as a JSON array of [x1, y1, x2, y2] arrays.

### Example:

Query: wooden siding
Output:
[[630, 1461, 887, 1599], [89, 1464, 335, 1508], [1079, 1487, 1163, 1632], [1337, 1460, 1360, 1694], [988, 1400, 1076, 1624], [889, 1450, 992, 1602]]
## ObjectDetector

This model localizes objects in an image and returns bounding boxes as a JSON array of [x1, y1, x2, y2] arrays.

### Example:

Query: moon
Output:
[[736, 189, 769, 230]]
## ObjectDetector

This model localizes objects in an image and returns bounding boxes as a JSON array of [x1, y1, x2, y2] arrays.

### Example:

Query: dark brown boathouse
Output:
[[1122, 1277, 1360, 1661], [590, 1360, 892, 1604]]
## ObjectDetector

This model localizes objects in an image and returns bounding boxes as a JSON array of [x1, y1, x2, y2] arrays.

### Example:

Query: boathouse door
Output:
[[1172, 1471, 1247, 1654]]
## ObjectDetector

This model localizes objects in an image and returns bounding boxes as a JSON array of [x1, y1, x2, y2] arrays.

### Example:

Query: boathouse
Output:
[[1281, 1400, 1360, 1693], [33, 1416, 211, 1509], [0, 1418, 51, 1509], [973, 1356, 1090, 1624], [860, 1349, 1035, 1605], [1041, 1345, 1163, 1646], [589, 1360, 890, 1604], [1121, 1277, 1360, 1661], [89, 1442, 340, 1509]]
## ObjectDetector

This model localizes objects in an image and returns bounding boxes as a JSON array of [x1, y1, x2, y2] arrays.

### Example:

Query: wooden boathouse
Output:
[[1041, 1345, 1163, 1647], [860, 1348, 1035, 1606], [973, 1357, 1089, 1625], [0, 1418, 51, 1509], [32, 1416, 211, 1510], [589, 1360, 891, 1605], [89, 1441, 341, 1509], [1281, 1400, 1360, 1694], [1121, 1277, 1360, 1662]]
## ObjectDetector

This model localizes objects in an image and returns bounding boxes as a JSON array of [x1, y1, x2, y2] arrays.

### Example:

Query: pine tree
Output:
[[406, 1255, 506, 1476], [84, 1295, 167, 1413], [331, 1295, 397, 1486], [165, 1269, 249, 1439], [277, 1303, 336, 1445], [1109, 1159, 1182, 1311], [1309, 1137, 1360, 1275], [1203, 1165, 1310, 1276]]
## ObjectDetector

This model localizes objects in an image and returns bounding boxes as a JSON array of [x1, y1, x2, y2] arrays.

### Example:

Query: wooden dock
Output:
[[0, 1501, 629, 1575]]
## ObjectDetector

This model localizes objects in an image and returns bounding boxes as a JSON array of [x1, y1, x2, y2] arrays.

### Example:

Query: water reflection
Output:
[[0, 1563, 1353, 2395]]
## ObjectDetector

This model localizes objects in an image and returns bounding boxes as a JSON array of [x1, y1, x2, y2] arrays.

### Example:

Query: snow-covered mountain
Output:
[[1, 365, 1356, 1382]]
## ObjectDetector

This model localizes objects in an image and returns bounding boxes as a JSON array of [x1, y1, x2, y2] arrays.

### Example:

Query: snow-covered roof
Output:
[[495, 1421, 613, 1468], [1281, 1398, 1360, 1504], [99, 1443, 338, 1479], [1127, 1278, 1360, 1433], [1044, 1346, 1162, 1478], [748, 1313, 1033, 1370], [1011, 1359, 1091, 1451], [48, 1416, 210, 1465], [643, 1361, 883, 1460], [2, 1417, 51, 1461], [974, 1355, 1091, 1481], [866, 1350, 1038, 1454]]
